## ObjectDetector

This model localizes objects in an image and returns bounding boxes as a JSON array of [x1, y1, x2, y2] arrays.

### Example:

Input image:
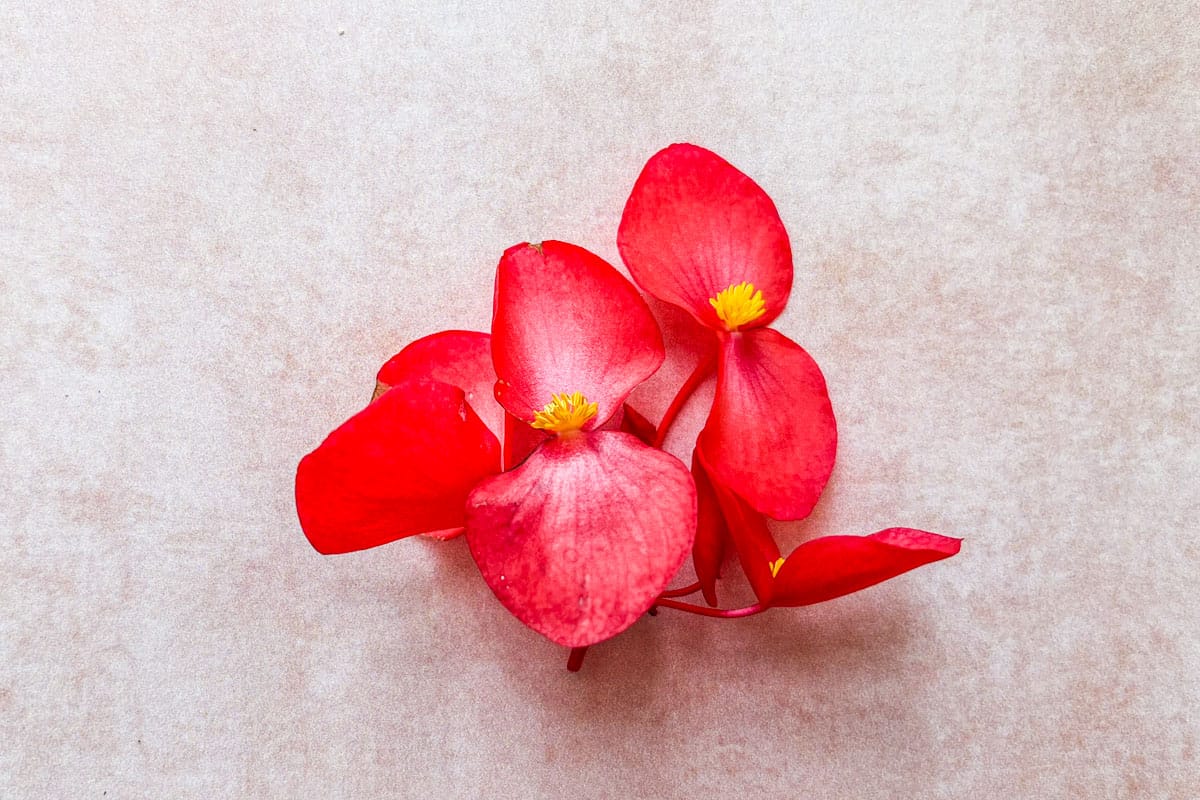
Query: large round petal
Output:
[[465, 431, 696, 647], [618, 143, 793, 330], [374, 330, 503, 440], [771, 529, 962, 607], [491, 241, 664, 428], [698, 328, 837, 520], [296, 379, 501, 555]]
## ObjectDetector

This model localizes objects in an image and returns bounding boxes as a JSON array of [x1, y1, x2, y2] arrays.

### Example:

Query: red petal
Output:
[[465, 432, 696, 647], [701, 456, 781, 604], [690, 452, 729, 607], [491, 241, 664, 427], [375, 330, 503, 440], [618, 143, 793, 330], [502, 411, 549, 471], [620, 403, 657, 446], [698, 328, 837, 520], [771, 529, 962, 607], [295, 379, 501, 554]]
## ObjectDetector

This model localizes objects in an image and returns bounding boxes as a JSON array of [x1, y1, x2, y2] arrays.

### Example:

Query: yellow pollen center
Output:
[[709, 281, 766, 331], [530, 392, 598, 433], [769, 557, 786, 578]]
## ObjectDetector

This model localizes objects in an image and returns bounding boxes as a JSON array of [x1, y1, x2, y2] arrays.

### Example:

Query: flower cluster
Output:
[[295, 144, 960, 671]]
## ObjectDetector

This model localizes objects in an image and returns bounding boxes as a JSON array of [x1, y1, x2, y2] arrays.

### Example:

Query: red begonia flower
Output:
[[618, 143, 837, 521], [466, 241, 697, 647], [295, 378, 501, 554], [768, 529, 962, 607]]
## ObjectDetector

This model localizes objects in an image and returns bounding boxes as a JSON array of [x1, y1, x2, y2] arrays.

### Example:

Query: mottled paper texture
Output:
[[2, 2, 1197, 798]]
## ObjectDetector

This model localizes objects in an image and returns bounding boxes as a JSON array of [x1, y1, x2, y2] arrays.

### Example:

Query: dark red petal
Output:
[[618, 143, 793, 330], [620, 403, 657, 446], [491, 241, 664, 428], [698, 328, 837, 520], [465, 431, 696, 647], [375, 330, 503, 440], [295, 379, 501, 555], [502, 411, 549, 471], [700, 454, 782, 604], [771, 529, 962, 607], [690, 452, 729, 607]]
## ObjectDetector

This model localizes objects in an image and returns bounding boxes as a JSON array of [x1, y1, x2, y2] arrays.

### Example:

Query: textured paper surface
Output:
[[3, 2, 1198, 797]]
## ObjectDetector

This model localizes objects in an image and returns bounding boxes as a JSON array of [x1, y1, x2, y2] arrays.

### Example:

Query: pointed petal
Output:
[[502, 411, 549, 471], [491, 241, 664, 428], [700, 454, 782, 604], [620, 403, 657, 446], [375, 330, 503, 440], [295, 379, 501, 555], [698, 328, 837, 520], [618, 143, 793, 330], [465, 432, 696, 647], [771, 529, 962, 607], [690, 452, 729, 607]]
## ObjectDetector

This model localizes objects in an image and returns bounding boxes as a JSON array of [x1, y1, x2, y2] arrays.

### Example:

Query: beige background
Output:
[[3, 2, 1198, 797]]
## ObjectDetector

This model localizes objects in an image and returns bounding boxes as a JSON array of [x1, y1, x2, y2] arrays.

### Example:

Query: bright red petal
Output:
[[375, 330, 503, 440], [690, 452, 729, 607], [771, 528, 962, 607], [620, 403, 657, 446], [491, 241, 664, 427], [465, 431, 696, 647], [502, 411, 549, 471], [618, 143, 793, 330], [701, 456, 781, 604], [296, 379, 501, 555], [698, 328, 837, 520]]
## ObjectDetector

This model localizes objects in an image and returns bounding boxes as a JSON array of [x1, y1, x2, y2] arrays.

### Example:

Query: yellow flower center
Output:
[[530, 392, 598, 433], [709, 281, 766, 331], [768, 557, 786, 578]]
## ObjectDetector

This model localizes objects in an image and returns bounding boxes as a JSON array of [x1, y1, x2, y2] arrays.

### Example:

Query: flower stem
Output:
[[566, 646, 588, 672], [653, 597, 767, 619], [653, 352, 717, 449], [658, 581, 702, 598]]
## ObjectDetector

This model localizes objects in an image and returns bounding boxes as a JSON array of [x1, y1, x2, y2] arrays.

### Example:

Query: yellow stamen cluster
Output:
[[709, 281, 766, 331], [530, 392, 598, 433], [769, 557, 786, 578]]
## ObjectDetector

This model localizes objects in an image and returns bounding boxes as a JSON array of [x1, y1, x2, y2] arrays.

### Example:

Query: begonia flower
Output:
[[465, 241, 697, 648], [618, 142, 837, 522], [619, 144, 959, 613], [293, 147, 961, 672]]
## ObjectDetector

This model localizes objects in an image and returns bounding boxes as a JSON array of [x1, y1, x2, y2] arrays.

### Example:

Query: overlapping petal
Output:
[[375, 330, 503, 440], [618, 143, 793, 330], [465, 432, 696, 647], [698, 327, 837, 520], [296, 379, 501, 555], [690, 452, 729, 607], [491, 241, 664, 428], [701, 456, 781, 604], [771, 529, 962, 607]]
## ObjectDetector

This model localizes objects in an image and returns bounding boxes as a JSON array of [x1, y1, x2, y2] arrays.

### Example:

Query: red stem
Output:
[[566, 646, 588, 672], [658, 581, 702, 598], [653, 352, 717, 449], [653, 598, 767, 619]]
